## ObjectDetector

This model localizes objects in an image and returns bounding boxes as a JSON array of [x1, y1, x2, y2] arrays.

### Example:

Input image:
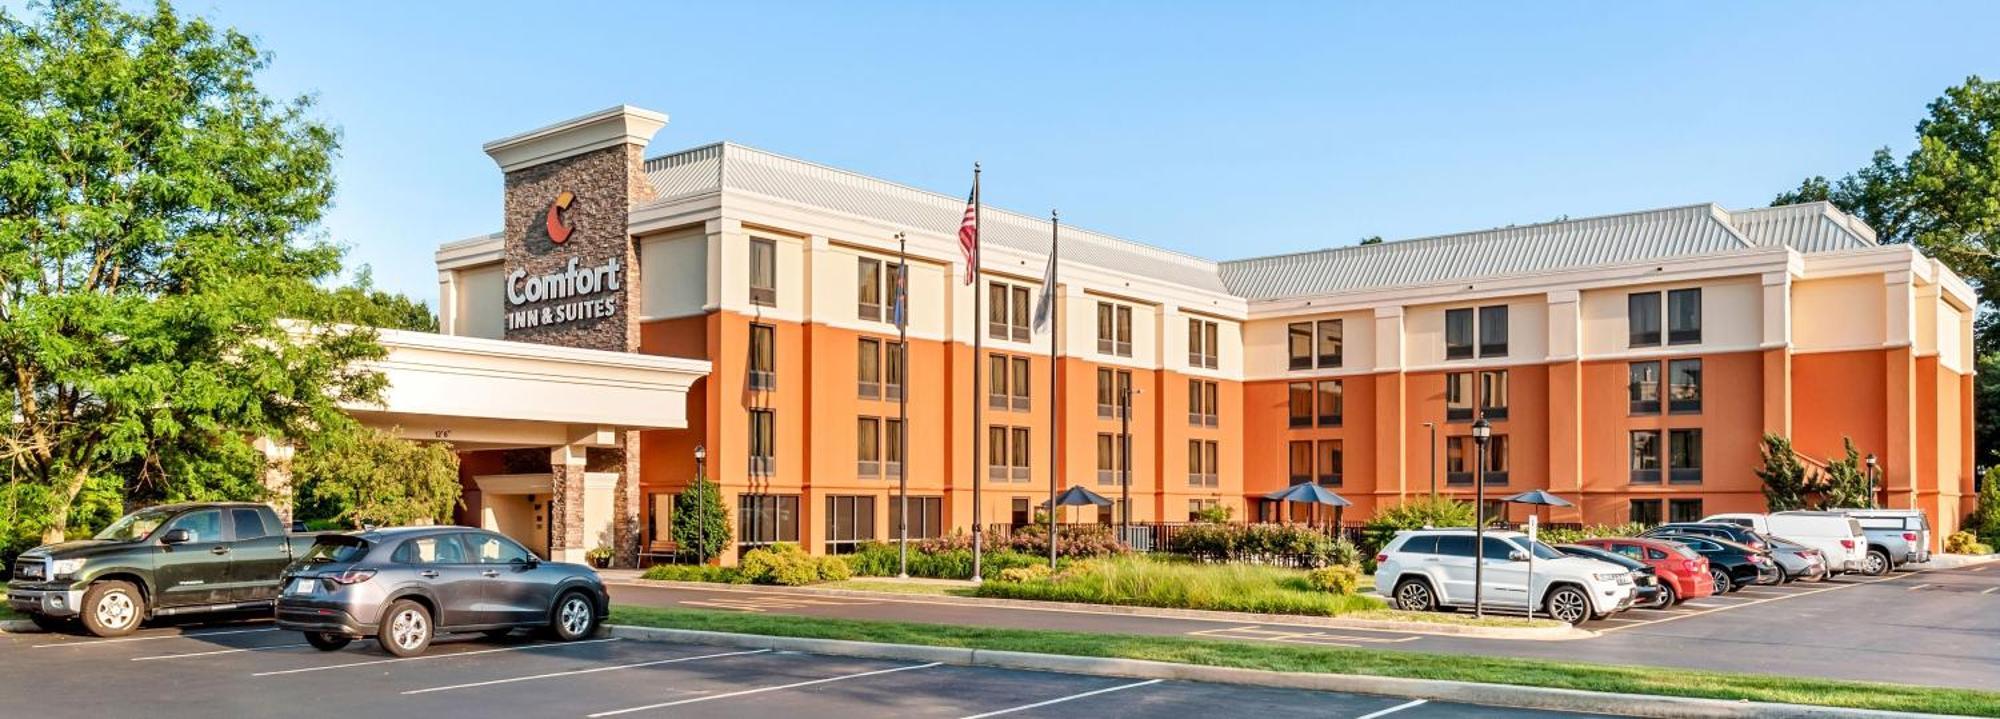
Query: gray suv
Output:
[[275, 527, 609, 656]]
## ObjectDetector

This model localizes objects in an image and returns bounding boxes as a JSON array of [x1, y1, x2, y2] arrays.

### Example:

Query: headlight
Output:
[[1593, 572, 1625, 582], [51, 558, 87, 578]]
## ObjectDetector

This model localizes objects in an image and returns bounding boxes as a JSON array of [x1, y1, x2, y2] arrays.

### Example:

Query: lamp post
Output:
[[692, 444, 707, 565], [1471, 417, 1492, 620], [1118, 385, 1140, 542], [1865, 454, 1879, 509], [1423, 421, 1437, 499]]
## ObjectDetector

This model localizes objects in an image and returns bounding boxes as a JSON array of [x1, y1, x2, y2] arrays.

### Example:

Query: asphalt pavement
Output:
[[2, 621, 1613, 719], [608, 559, 2000, 690]]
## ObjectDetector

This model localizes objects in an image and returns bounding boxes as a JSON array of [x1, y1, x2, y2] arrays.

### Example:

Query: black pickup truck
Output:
[[8, 502, 319, 636]]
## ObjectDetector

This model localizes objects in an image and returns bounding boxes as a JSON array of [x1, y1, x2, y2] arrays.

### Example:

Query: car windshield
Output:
[[93, 507, 177, 541], [302, 537, 370, 564], [1523, 539, 1566, 561]]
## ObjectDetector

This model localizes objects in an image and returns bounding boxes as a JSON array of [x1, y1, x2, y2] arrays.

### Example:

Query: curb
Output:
[[614, 578, 1588, 641], [606, 625, 1952, 719]]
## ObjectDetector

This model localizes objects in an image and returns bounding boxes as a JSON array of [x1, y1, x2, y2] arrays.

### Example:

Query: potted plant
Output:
[[586, 545, 615, 569]]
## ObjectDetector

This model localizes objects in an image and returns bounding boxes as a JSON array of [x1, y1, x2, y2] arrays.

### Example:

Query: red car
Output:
[[1576, 537, 1716, 606]]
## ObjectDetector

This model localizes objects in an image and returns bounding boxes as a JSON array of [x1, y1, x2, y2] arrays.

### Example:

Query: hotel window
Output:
[[1187, 379, 1219, 427], [1187, 318, 1219, 369], [889, 496, 944, 539], [1445, 372, 1475, 421], [1477, 305, 1508, 357], [1483, 435, 1510, 485], [1628, 362, 1661, 414], [857, 417, 881, 478], [1668, 288, 1702, 344], [749, 238, 776, 307], [749, 410, 776, 476], [857, 257, 883, 321], [749, 323, 776, 391], [1097, 302, 1133, 357], [1628, 292, 1661, 347], [1629, 499, 1663, 526], [645, 492, 674, 548], [1316, 380, 1343, 426], [1187, 499, 1219, 522], [1287, 322, 1313, 370], [858, 338, 882, 399], [885, 418, 903, 478], [1317, 320, 1343, 368], [1011, 498, 1032, 528], [885, 341, 905, 400], [1668, 498, 1705, 524], [824, 495, 875, 555], [737, 494, 798, 549], [1629, 430, 1662, 484], [1446, 437, 1470, 486], [1479, 370, 1509, 420], [1097, 368, 1131, 418], [1187, 439, 1218, 487], [1668, 359, 1702, 413], [1288, 440, 1313, 485], [1317, 439, 1343, 487], [1288, 382, 1313, 428], [1097, 433, 1127, 485], [988, 426, 1030, 483], [988, 282, 1031, 341], [987, 354, 1031, 412], [1444, 308, 1475, 360], [1669, 429, 1702, 484]]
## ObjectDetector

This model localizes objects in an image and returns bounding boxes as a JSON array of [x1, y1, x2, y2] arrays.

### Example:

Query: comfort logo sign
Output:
[[546, 191, 576, 245]]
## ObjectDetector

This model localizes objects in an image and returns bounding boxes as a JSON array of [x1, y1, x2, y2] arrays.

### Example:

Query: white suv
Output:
[[1374, 528, 1636, 624]]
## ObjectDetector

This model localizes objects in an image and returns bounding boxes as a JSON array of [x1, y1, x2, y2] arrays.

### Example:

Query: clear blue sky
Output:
[[171, 1, 2000, 302]]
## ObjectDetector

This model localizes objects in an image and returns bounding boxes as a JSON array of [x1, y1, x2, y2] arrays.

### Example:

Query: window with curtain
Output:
[[1668, 288, 1702, 344], [1287, 322, 1312, 370], [1288, 382, 1313, 428], [1477, 305, 1508, 357], [749, 238, 776, 306], [1445, 308, 1474, 360], [1288, 441, 1312, 485], [1316, 320, 1342, 367], [1628, 292, 1661, 346], [1317, 380, 1342, 426]]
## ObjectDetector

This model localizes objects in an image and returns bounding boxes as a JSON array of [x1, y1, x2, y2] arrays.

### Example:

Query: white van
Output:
[[1702, 512, 1869, 575]]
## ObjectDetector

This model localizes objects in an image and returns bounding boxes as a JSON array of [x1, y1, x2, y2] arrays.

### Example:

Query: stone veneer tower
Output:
[[483, 105, 666, 564]]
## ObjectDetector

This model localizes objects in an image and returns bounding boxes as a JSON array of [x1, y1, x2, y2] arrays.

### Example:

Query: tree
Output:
[[1969, 466, 2000, 544], [1755, 434, 1814, 511], [310, 267, 438, 333], [1817, 439, 1874, 510], [0, 0, 388, 542], [294, 426, 460, 529], [1359, 235, 1384, 246], [671, 478, 730, 563]]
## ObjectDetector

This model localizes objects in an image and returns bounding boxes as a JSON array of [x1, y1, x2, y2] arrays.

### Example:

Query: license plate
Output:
[[287, 577, 316, 595]]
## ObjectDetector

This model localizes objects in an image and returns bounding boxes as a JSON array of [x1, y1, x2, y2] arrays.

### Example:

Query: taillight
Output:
[[1902, 532, 1917, 542], [1374, 554, 1388, 564], [1840, 539, 1856, 549], [1748, 540, 1764, 550], [1682, 559, 1700, 573], [328, 568, 377, 585]]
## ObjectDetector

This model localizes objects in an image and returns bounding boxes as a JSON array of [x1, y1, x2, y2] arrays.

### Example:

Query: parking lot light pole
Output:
[[1423, 421, 1437, 499], [693, 444, 707, 566], [1471, 417, 1491, 620], [1865, 454, 1879, 509]]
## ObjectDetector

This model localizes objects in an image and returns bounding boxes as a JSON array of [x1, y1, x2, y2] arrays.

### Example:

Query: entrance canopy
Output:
[[342, 329, 711, 449]]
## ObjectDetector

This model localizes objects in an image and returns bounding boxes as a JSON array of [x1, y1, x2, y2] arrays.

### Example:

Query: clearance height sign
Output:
[[505, 191, 624, 331]]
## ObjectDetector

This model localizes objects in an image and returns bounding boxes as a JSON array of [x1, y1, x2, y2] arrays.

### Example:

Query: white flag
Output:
[[1031, 253, 1057, 333]]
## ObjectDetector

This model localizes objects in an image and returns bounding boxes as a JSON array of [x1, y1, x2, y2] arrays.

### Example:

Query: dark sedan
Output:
[[1555, 543, 1667, 609], [1647, 533, 1781, 593], [275, 527, 609, 656]]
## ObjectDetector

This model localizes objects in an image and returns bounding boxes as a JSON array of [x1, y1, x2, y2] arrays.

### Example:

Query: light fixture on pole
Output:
[[1118, 385, 1140, 543], [1423, 421, 1437, 499], [1865, 454, 1879, 509], [692, 444, 708, 566], [1470, 417, 1492, 620]]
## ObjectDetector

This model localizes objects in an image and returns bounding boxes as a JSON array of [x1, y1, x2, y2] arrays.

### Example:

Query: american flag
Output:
[[958, 181, 979, 285]]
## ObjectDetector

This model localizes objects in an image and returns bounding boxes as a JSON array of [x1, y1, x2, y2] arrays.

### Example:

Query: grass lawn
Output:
[[608, 606, 2000, 717], [972, 556, 1385, 616], [824, 579, 976, 597]]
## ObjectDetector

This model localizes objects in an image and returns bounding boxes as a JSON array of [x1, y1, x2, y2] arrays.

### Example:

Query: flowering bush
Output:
[[1168, 523, 1357, 568], [1305, 565, 1361, 594]]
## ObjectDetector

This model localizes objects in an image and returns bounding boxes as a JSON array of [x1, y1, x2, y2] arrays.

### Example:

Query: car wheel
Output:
[[1653, 583, 1677, 609], [377, 600, 434, 657], [1392, 578, 1437, 612], [1544, 585, 1591, 625], [304, 632, 351, 651], [79, 581, 144, 638], [1864, 550, 1890, 577], [1709, 568, 1733, 594], [547, 591, 597, 641]]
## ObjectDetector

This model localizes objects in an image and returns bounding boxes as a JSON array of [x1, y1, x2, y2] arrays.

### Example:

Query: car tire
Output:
[[305, 632, 351, 651], [1709, 568, 1733, 594], [1544, 585, 1592, 625], [546, 591, 597, 641], [79, 580, 144, 638], [1392, 577, 1438, 613], [1864, 550, 1890, 577], [1653, 583, 1678, 608], [377, 600, 434, 658]]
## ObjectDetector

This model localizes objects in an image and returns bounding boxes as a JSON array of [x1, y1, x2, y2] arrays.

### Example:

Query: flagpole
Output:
[[970, 163, 984, 584], [896, 231, 910, 579], [1047, 210, 1061, 571]]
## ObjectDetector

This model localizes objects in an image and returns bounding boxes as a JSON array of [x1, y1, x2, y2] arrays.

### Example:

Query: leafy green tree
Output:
[[1969, 466, 2000, 544], [0, 0, 388, 542], [294, 426, 460, 529], [1359, 235, 1384, 246], [671, 478, 730, 563], [1817, 438, 1875, 510], [311, 267, 438, 332], [1360, 496, 1475, 555], [1755, 434, 1814, 511]]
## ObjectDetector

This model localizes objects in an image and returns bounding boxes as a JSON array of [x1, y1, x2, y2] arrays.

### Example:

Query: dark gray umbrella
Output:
[[1503, 490, 1573, 527], [1263, 483, 1352, 527], [1041, 485, 1113, 509]]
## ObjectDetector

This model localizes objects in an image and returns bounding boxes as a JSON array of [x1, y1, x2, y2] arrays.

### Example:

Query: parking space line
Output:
[[133, 643, 308, 661], [32, 627, 277, 649], [1598, 568, 1934, 634], [1982, 587, 1997, 595], [1907, 584, 1932, 592], [1355, 699, 1428, 719], [957, 678, 1163, 719], [586, 661, 942, 717], [251, 638, 619, 676], [401, 648, 770, 694]]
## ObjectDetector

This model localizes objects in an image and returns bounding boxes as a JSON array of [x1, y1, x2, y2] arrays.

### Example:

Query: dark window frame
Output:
[[1288, 382, 1313, 428], [1316, 319, 1343, 368], [1628, 292, 1661, 347], [1629, 430, 1662, 484], [1444, 308, 1475, 360], [1668, 288, 1702, 345], [1668, 358, 1702, 414], [1287, 322, 1313, 370], [1628, 361, 1661, 415], [1477, 305, 1508, 358], [1316, 379, 1343, 427], [1669, 428, 1703, 484]]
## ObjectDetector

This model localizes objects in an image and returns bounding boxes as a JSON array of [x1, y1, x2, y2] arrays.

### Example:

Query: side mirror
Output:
[[1508, 550, 1529, 562], [161, 529, 193, 545]]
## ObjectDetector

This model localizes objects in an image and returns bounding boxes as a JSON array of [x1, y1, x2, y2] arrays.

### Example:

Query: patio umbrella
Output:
[[1502, 490, 1573, 620], [1263, 483, 1353, 528], [1041, 485, 1113, 524]]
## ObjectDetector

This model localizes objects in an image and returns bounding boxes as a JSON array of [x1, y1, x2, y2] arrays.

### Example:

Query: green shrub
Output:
[[974, 555, 1382, 615], [1192, 503, 1235, 524], [1167, 523, 1357, 568], [1968, 466, 2000, 546], [640, 564, 748, 584], [1305, 565, 1360, 594], [740, 543, 829, 586], [998, 564, 1053, 583], [842, 541, 1054, 580], [1362, 497, 1476, 555], [1945, 530, 1994, 555], [816, 555, 853, 582], [1537, 523, 1648, 546]]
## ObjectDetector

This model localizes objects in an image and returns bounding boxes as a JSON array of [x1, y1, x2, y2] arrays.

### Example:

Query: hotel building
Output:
[[406, 105, 1976, 565]]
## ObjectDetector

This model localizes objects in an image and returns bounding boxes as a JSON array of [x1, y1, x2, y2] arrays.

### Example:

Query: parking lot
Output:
[[3, 623, 1612, 719]]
